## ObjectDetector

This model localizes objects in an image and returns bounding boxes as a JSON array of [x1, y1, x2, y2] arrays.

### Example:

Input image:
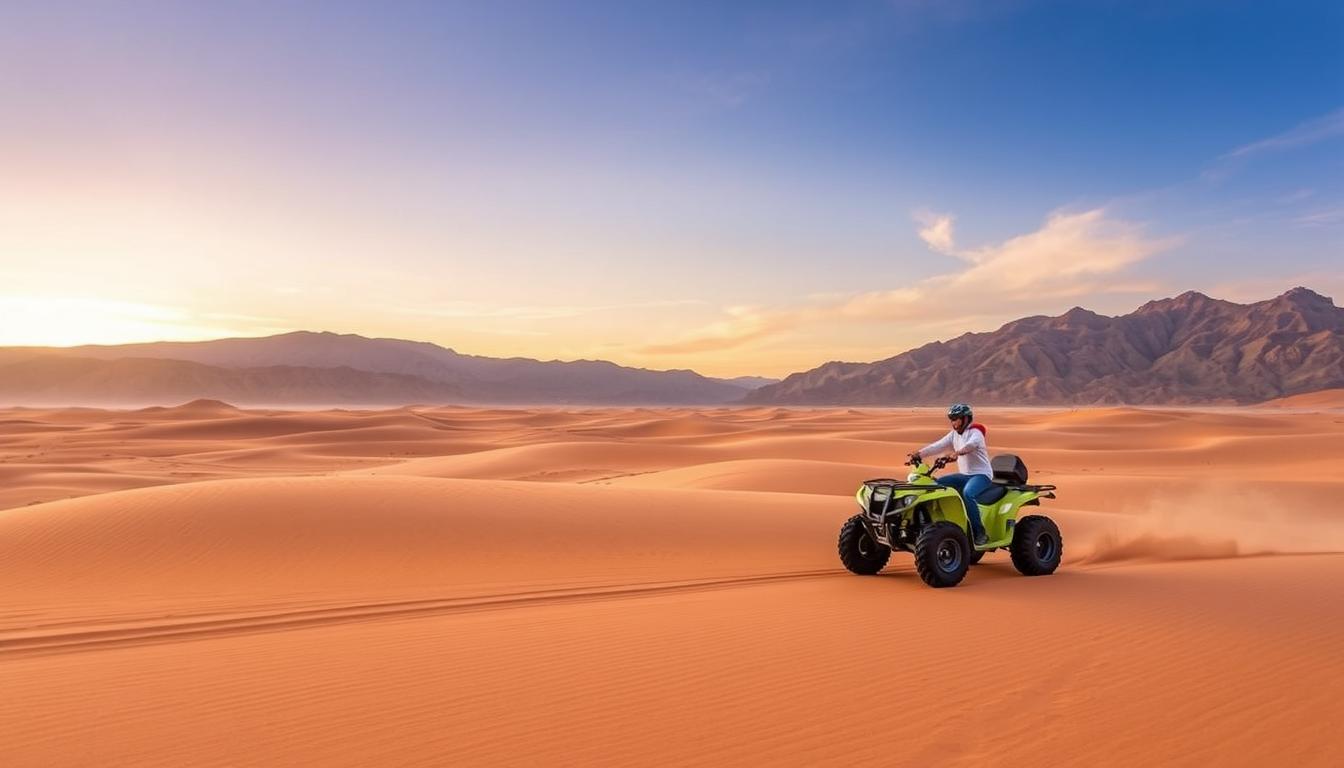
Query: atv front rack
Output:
[[862, 479, 934, 493], [861, 480, 925, 524], [865, 481, 930, 492]]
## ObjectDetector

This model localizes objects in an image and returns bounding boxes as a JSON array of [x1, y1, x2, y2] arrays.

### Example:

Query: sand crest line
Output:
[[0, 569, 844, 658]]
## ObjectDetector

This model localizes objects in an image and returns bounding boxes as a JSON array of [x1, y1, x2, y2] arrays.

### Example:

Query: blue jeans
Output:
[[936, 473, 989, 539]]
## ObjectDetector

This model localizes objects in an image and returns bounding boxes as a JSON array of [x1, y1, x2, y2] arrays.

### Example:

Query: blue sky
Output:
[[1, 1, 1341, 375]]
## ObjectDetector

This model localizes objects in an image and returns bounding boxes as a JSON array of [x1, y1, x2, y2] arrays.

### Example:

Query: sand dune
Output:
[[3, 404, 1343, 766], [1258, 388, 1344, 409]]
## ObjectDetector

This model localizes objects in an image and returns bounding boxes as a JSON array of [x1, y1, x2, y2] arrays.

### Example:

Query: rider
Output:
[[910, 403, 991, 546]]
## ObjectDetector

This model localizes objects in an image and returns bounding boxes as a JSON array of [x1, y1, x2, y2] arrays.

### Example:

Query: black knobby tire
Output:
[[1010, 515, 1063, 576], [913, 521, 971, 588], [838, 515, 890, 575]]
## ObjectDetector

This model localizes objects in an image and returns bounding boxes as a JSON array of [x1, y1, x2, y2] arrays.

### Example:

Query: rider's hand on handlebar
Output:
[[906, 452, 921, 466]]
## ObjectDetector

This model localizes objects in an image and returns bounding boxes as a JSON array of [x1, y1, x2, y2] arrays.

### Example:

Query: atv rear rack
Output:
[[1000, 483, 1056, 493], [865, 478, 1057, 495]]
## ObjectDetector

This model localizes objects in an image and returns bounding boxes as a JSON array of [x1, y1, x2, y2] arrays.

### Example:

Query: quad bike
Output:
[[838, 453, 1061, 588]]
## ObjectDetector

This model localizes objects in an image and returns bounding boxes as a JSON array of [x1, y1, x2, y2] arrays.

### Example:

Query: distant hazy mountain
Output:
[[746, 288, 1344, 405], [712, 375, 780, 390], [7, 288, 1339, 408], [0, 356, 466, 407], [0, 332, 748, 406]]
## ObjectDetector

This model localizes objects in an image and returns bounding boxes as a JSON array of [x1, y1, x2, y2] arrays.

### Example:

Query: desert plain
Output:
[[3, 396, 1344, 766]]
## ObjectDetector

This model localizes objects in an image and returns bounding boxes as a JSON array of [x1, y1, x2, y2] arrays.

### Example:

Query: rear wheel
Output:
[[1010, 515, 1063, 576], [838, 515, 890, 575], [914, 522, 970, 588]]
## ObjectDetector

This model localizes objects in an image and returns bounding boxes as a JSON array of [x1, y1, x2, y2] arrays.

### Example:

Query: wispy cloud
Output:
[[667, 71, 770, 108], [841, 208, 1171, 320], [914, 209, 957, 255], [1292, 205, 1344, 226], [638, 208, 1173, 355], [1199, 107, 1344, 183], [392, 298, 706, 322], [948, 209, 1169, 294], [1223, 107, 1344, 160], [639, 305, 798, 355], [1278, 188, 1316, 204]]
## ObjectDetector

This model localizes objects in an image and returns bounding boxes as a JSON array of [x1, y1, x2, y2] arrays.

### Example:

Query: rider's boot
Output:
[[973, 529, 988, 547]]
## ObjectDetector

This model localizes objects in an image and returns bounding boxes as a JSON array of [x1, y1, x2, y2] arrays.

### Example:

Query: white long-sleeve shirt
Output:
[[918, 428, 992, 477]]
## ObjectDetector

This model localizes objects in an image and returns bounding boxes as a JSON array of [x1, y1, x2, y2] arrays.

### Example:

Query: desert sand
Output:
[[3, 400, 1343, 766]]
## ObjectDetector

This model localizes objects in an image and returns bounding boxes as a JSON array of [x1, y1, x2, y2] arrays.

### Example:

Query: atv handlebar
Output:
[[906, 453, 954, 471]]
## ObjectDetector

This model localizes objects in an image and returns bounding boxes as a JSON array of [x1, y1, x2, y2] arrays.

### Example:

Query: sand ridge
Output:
[[2, 403, 1343, 766]]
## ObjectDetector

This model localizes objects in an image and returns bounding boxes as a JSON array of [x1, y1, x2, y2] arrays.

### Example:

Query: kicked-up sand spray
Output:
[[1073, 484, 1344, 564]]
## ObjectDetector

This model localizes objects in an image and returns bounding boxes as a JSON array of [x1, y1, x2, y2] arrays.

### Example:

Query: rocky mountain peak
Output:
[[746, 287, 1344, 406]]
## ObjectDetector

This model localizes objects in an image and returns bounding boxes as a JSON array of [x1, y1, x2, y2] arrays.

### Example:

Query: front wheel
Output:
[[838, 515, 890, 575], [1010, 515, 1063, 576], [914, 522, 971, 588]]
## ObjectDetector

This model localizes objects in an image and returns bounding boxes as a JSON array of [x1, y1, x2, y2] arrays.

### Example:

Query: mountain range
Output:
[[746, 287, 1344, 405], [1, 287, 1339, 407], [0, 333, 771, 406]]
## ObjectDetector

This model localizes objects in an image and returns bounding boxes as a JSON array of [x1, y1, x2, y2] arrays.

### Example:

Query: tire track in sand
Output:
[[0, 569, 844, 659]]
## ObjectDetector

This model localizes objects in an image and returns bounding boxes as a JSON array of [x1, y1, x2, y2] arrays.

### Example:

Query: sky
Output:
[[1, 0, 1341, 377]]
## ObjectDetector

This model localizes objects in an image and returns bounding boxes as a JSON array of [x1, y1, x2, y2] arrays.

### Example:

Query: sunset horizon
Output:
[[2, 283, 1336, 381], [4, 2, 1340, 379]]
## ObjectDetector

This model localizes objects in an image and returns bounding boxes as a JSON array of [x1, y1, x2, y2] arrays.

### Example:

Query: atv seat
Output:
[[976, 484, 1008, 505]]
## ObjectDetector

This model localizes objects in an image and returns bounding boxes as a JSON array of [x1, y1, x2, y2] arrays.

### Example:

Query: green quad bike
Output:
[[838, 454, 1061, 588]]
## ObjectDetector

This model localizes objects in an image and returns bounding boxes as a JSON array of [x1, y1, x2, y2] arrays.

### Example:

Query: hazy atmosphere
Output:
[[3, 1, 1340, 376], [5, 4, 1344, 768]]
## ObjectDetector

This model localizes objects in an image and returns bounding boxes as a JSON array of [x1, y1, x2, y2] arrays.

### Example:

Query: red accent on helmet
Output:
[[970, 422, 987, 436]]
